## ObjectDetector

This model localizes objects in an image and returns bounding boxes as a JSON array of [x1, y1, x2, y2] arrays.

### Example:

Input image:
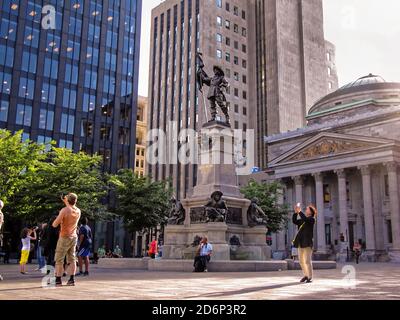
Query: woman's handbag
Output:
[[292, 223, 305, 248]]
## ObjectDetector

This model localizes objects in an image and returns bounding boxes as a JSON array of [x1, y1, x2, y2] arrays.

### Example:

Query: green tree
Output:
[[110, 169, 173, 233], [240, 179, 288, 233], [9, 147, 110, 223], [0, 130, 45, 204]]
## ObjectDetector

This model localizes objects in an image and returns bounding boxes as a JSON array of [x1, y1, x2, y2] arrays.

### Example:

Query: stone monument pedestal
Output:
[[163, 121, 271, 262]]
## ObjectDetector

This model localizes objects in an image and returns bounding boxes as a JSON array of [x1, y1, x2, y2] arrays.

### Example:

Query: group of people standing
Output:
[[1, 193, 92, 286]]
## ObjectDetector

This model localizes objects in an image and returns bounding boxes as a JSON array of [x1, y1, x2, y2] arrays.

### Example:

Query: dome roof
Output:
[[338, 74, 386, 91], [308, 74, 400, 117]]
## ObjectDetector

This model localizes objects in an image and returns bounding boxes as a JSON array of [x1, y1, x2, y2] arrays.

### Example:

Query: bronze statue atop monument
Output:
[[197, 52, 230, 126]]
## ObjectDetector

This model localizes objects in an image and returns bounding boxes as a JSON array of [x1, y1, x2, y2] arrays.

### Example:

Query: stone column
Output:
[[276, 183, 287, 255], [336, 169, 349, 259], [359, 165, 376, 256], [386, 162, 400, 257], [313, 172, 327, 253], [293, 176, 304, 207]]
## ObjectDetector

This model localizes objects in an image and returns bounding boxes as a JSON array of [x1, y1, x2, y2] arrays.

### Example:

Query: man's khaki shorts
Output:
[[55, 236, 77, 266]]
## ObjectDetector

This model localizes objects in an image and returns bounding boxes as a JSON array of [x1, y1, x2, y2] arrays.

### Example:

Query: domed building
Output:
[[265, 74, 400, 262]]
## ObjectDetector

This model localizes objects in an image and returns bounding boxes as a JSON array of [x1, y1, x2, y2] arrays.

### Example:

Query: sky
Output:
[[138, 0, 400, 97]]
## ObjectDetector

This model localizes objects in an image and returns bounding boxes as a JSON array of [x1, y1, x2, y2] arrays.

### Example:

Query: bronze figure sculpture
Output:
[[204, 191, 228, 223], [197, 53, 230, 125], [247, 198, 268, 227]]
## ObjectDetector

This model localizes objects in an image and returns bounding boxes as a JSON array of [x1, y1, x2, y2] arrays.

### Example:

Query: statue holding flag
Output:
[[196, 53, 230, 126]]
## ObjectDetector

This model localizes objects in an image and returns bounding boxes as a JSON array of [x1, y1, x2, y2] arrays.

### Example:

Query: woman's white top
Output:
[[21, 237, 32, 251]]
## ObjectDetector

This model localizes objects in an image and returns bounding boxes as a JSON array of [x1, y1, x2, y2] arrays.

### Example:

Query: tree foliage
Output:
[[109, 169, 173, 233], [240, 179, 289, 233], [1, 130, 110, 223], [0, 130, 45, 204]]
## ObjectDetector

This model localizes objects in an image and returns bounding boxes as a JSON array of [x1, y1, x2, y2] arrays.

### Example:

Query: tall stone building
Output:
[[253, 0, 338, 170], [325, 40, 339, 94], [148, 0, 253, 199], [148, 0, 337, 198], [135, 96, 148, 177]]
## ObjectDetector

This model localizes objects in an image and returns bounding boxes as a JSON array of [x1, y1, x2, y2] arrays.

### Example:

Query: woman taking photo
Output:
[[292, 204, 317, 283]]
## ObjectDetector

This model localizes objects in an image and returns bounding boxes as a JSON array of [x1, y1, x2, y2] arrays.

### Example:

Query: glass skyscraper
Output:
[[0, 0, 142, 174], [0, 0, 142, 255]]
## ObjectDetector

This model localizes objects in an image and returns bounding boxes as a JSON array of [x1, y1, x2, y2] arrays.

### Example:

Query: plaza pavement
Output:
[[0, 262, 399, 300]]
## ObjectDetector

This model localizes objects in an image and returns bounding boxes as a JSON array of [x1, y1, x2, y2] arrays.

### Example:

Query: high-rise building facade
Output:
[[0, 0, 142, 174], [0, 0, 142, 256], [253, 0, 338, 170], [325, 40, 339, 94], [148, 0, 254, 199], [148, 0, 337, 198], [135, 95, 147, 177]]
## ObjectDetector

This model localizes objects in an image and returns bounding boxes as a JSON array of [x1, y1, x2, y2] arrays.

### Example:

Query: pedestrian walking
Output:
[[353, 241, 362, 264], [35, 223, 46, 271], [52, 193, 81, 287], [76, 217, 92, 276], [148, 237, 158, 259], [292, 204, 317, 284], [20, 227, 37, 274]]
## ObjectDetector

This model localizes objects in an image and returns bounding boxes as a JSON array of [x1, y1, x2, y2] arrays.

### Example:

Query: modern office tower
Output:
[[0, 0, 142, 255], [148, 0, 254, 199], [252, 0, 336, 169], [135, 96, 147, 177], [0, 0, 142, 174]]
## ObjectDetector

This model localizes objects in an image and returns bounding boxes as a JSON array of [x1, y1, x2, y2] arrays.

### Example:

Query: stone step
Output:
[[97, 258, 336, 272]]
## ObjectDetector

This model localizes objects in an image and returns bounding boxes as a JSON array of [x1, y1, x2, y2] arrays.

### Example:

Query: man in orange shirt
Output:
[[53, 193, 81, 287]]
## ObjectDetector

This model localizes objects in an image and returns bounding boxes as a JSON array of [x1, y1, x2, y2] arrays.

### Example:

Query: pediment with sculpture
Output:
[[269, 133, 395, 165]]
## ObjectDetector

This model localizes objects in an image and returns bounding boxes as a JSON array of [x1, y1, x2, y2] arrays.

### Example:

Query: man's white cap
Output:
[[0, 200, 4, 209]]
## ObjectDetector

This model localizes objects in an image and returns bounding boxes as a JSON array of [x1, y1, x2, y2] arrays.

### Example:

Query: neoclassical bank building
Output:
[[259, 74, 400, 262]]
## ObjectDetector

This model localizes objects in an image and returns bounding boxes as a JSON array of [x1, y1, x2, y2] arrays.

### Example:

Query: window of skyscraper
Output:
[[103, 75, 116, 95], [46, 33, 60, 54], [63, 88, 77, 109], [216, 0, 222, 8], [65, 63, 79, 85], [0, 44, 14, 67], [70, 0, 84, 14], [242, 10, 246, 20], [225, 2, 230, 11], [217, 49, 222, 59], [68, 17, 82, 36], [225, 20, 230, 29], [0, 19, 17, 41], [41, 83, 57, 105], [226, 52, 230, 62], [83, 93, 96, 112], [67, 40, 81, 61], [0, 72, 12, 94], [44, 58, 58, 79], [216, 33, 222, 43], [39, 109, 54, 131], [2, 0, 20, 15], [234, 24, 238, 33], [88, 23, 101, 43], [105, 52, 117, 71], [234, 56, 238, 65], [242, 28, 247, 37], [26, 1, 42, 24], [217, 16, 222, 27], [24, 26, 40, 48], [18, 77, 35, 100], [21, 51, 37, 73], [59, 139, 73, 150], [0, 101, 9, 122], [16, 104, 32, 126], [60, 113, 75, 135], [90, 1, 103, 21], [86, 46, 99, 66]]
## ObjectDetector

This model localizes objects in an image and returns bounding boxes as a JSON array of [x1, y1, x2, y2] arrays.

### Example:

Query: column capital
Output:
[[292, 176, 303, 186], [359, 165, 371, 176], [385, 162, 398, 174], [335, 169, 347, 179], [312, 172, 324, 183]]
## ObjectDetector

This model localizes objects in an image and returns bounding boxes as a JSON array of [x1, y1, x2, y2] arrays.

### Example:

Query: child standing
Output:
[[20, 227, 37, 274]]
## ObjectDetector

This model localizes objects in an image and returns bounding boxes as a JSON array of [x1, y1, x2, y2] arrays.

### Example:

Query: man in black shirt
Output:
[[292, 204, 317, 283]]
